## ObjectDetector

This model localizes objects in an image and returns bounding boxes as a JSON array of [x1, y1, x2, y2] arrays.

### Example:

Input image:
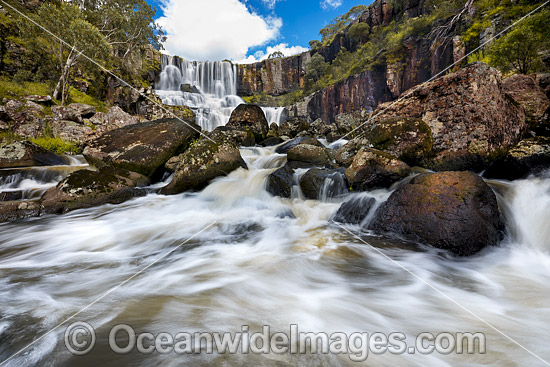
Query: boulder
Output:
[[266, 164, 295, 198], [89, 106, 139, 132], [275, 136, 310, 154], [287, 144, 333, 169], [299, 168, 348, 200], [68, 103, 96, 119], [371, 171, 502, 256], [332, 196, 377, 225], [24, 95, 53, 105], [51, 120, 93, 143], [503, 74, 549, 135], [209, 126, 255, 147], [226, 104, 269, 142], [374, 63, 527, 171], [345, 148, 411, 191], [41, 167, 149, 214], [52, 106, 82, 123], [277, 118, 309, 138], [83, 118, 201, 177], [261, 137, 284, 147], [0, 201, 41, 223], [485, 137, 550, 180], [0, 141, 68, 168], [160, 134, 247, 195]]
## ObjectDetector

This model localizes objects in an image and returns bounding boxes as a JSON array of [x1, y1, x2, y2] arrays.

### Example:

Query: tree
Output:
[[488, 10, 550, 74], [309, 40, 322, 50], [268, 51, 284, 59], [304, 53, 328, 88], [347, 22, 371, 44], [22, 2, 110, 105], [319, 5, 367, 45]]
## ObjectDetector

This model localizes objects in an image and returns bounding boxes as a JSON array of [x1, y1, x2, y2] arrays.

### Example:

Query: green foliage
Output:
[[304, 53, 329, 88], [309, 40, 322, 50], [486, 9, 550, 74], [268, 51, 284, 59], [67, 89, 107, 112], [347, 23, 371, 44], [31, 137, 82, 155], [319, 5, 368, 46], [0, 77, 50, 100]]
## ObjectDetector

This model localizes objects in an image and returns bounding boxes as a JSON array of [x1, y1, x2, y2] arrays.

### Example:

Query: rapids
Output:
[[155, 55, 287, 131], [0, 146, 549, 366]]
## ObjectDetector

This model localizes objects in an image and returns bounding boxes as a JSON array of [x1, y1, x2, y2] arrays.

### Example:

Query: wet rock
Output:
[[332, 196, 376, 225], [226, 104, 269, 142], [261, 137, 284, 147], [83, 118, 201, 177], [0, 141, 68, 168], [485, 137, 550, 180], [374, 63, 527, 171], [68, 103, 96, 119], [299, 168, 348, 200], [0, 191, 23, 201], [503, 74, 549, 135], [52, 106, 82, 123], [275, 136, 310, 154], [160, 134, 247, 195], [309, 118, 333, 138], [180, 84, 200, 94], [0, 201, 41, 222], [277, 118, 309, 138], [345, 148, 411, 191], [266, 163, 294, 198], [287, 144, 333, 169], [371, 171, 502, 256], [41, 167, 149, 214], [209, 126, 255, 147]]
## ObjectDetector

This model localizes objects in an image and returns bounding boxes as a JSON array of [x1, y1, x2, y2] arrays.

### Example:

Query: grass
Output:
[[31, 137, 82, 155], [0, 78, 51, 100]]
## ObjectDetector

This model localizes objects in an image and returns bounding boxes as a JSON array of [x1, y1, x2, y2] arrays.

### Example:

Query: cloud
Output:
[[236, 43, 309, 64], [260, 0, 282, 9], [157, 0, 282, 61], [321, 0, 343, 10]]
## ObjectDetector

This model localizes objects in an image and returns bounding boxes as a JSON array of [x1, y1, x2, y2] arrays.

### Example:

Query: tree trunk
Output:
[[53, 47, 80, 105]]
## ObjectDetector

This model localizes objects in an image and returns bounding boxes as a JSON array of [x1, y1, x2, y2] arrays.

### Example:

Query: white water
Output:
[[155, 55, 287, 131], [0, 147, 549, 366]]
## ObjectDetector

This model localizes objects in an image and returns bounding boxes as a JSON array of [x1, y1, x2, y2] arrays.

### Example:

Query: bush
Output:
[[31, 137, 82, 155]]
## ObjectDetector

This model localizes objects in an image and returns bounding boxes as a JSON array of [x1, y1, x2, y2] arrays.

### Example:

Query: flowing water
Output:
[[155, 55, 287, 131], [0, 146, 549, 367]]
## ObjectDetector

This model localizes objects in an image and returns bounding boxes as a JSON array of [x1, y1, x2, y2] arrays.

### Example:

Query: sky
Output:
[[147, 0, 373, 63]]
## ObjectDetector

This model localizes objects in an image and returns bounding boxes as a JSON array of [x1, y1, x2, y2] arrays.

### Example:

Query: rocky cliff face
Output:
[[236, 0, 465, 123]]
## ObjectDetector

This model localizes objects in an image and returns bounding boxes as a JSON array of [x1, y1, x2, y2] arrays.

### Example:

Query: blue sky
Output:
[[147, 0, 373, 63]]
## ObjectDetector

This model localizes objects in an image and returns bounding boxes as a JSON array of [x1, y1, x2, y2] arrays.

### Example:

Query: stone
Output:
[[266, 163, 295, 198], [68, 103, 96, 119], [332, 196, 377, 225], [52, 106, 82, 123], [286, 144, 333, 169], [226, 104, 269, 142], [0, 200, 41, 223], [0, 141, 68, 168], [299, 168, 348, 200]]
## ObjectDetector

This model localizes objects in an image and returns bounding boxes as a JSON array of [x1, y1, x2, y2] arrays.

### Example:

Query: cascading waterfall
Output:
[[155, 55, 287, 131]]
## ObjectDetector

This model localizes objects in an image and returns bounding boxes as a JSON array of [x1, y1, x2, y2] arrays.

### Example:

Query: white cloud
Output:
[[157, 0, 282, 61], [236, 43, 309, 64], [321, 0, 343, 10], [261, 0, 281, 9]]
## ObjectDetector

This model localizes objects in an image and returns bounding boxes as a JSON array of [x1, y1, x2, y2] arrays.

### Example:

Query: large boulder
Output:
[[52, 106, 82, 123], [485, 137, 550, 180], [83, 118, 201, 177], [371, 171, 502, 256], [374, 63, 527, 171], [68, 103, 96, 119], [41, 167, 148, 214], [503, 74, 549, 135], [0, 141, 67, 168], [287, 144, 333, 169], [209, 126, 255, 147], [226, 104, 269, 142], [0, 201, 41, 223], [160, 133, 247, 195], [275, 136, 312, 154], [277, 118, 309, 138], [332, 196, 377, 225], [299, 168, 348, 200], [345, 148, 411, 191], [266, 164, 295, 198], [89, 106, 140, 134]]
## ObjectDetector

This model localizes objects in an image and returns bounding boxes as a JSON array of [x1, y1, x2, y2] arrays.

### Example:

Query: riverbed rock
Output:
[[345, 148, 411, 191], [299, 168, 348, 200], [160, 134, 247, 195], [0, 141, 68, 168], [226, 104, 269, 142], [373, 63, 527, 171], [485, 137, 550, 180], [209, 126, 255, 147], [52, 106, 82, 123], [287, 144, 333, 169], [83, 118, 201, 177], [0, 200, 41, 222], [371, 171, 502, 256], [266, 163, 295, 198], [332, 196, 377, 225], [275, 136, 310, 154], [503, 74, 549, 135], [68, 103, 96, 119], [41, 167, 149, 214], [277, 117, 309, 138]]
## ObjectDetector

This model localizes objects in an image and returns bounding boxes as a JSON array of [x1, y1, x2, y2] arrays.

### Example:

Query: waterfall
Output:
[[155, 55, 287, 131]]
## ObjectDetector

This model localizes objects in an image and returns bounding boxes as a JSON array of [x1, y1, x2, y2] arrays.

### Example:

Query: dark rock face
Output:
[[332, 196, 376, 225], [287, 144, 333, 169], [371, 171, 502, 256], [345, 148, 411, 191], [226, 104, 269, 142], [266, 164, 295, 198], [299, 168, 348, 200], [41, 167, 148, 214], [503, 74, 550, 136], [0, 141, 68, 168], [160, 133, 247, 195], [486, 137, 550, 180], [83, 118, 201, 177], [374, 63, 527, 171]]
